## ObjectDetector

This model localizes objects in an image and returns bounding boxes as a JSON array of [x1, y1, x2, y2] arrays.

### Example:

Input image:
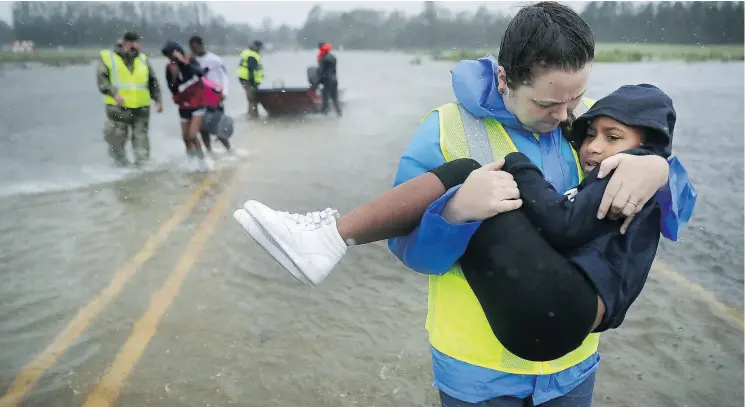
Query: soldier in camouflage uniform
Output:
[[97, 32, 163, 166]]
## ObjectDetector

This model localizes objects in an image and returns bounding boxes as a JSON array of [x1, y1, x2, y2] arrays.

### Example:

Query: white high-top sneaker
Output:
[[202, 156, 216, 172], [233, 200, 348, 285], [186, 156, 202, 173]]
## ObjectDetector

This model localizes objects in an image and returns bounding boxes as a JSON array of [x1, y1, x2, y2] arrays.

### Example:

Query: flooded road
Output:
[[0, 51, 742, 407]]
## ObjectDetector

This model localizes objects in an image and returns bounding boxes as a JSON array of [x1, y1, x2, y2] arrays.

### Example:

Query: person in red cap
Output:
[[317, 41, 341, 116]]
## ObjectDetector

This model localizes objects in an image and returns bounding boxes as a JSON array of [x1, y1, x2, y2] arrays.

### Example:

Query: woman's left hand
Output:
[[596, 154, 669, 228]]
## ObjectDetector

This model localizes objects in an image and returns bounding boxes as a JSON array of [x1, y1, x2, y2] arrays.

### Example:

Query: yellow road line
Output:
[[0, 170, 224, 407], [81, 169, 241, 407], [654, 260, 743, 328]]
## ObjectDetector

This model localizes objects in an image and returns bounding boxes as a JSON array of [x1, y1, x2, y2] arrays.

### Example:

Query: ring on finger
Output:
[[621, 202, 638, 217]]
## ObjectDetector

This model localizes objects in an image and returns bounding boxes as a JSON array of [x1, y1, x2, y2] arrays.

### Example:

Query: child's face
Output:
[[579, 116, 644, 174]]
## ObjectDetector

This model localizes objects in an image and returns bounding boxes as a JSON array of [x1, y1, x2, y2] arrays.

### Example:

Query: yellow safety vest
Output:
[[425, 97, 597, 375], [100, 50, 151, 109], [237, 49, 263, 84]]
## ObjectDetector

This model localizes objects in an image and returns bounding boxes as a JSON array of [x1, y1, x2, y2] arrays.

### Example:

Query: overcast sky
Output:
[[0, 1, 588, 27]]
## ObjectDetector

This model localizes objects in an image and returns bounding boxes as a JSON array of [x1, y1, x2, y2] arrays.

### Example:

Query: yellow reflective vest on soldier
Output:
[[237, 49, 263, 84], [100, 50, 151, 109]]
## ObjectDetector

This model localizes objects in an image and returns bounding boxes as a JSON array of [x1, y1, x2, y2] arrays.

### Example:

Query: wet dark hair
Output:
[[122, 31, 140, 42], [497, 1, 594, 90], [189, 35, 204, 46]]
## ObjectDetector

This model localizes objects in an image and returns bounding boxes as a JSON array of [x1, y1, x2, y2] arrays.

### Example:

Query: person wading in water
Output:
[[162, 41, 214, 172]]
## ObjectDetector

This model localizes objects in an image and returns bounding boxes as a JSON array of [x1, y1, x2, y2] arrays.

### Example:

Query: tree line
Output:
[[4, 1, 744, 50], [7, 1, 297, 49], [296, 1, 744, 49], [0, 20, 12, 44], [582, 1, 744, 44], [297, 2, 509, 50]]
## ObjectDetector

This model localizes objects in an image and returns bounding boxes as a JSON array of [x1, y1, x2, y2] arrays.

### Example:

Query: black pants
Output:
[[321, 81, 341, 116], [240, 79, 260, 118], [429, 158, 598, 362]]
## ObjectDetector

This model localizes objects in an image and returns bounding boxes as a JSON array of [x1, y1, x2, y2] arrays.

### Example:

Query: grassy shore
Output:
[[595, 43, 744, 62], [0, 47, 245, 67], [0, 48, 103, 67], [429, 43, 744, 63], [3, 43, 742, 67]]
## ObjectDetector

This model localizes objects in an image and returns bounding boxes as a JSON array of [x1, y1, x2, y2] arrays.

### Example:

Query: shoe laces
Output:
[[282, 208, 339, 228]]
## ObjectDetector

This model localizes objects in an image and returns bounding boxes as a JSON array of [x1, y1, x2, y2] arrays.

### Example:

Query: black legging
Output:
[[429, 158, 598, 362]]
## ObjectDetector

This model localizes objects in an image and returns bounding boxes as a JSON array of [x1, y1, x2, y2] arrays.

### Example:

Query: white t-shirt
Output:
[[194, 52, 229, 96]]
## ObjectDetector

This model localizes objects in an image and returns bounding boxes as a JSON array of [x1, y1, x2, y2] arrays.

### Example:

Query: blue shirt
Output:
[[388, 112, 696, 404]]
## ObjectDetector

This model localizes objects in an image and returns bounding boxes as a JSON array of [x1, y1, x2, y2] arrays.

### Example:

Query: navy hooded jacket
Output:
[[161, 41, 205, 97], [500, 84, 676, 331]]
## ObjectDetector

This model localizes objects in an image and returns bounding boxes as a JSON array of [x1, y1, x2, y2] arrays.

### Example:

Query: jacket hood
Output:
[[450, 55, 524, 130], [161, 41, 185, 57], [317, 43, 332, 61], [568, 84, 675, 158]]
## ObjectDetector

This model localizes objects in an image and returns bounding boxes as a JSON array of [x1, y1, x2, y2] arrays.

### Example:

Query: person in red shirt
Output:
[[162, 41, 214, 171]]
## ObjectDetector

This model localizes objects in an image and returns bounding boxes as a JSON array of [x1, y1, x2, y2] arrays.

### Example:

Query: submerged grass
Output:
[[429, 43, 744, 63]]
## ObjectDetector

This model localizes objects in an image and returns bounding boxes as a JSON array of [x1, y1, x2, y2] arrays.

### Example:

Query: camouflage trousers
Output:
[[104, 105, 151, 165]]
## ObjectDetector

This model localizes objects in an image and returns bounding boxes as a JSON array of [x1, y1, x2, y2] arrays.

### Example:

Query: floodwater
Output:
[[0, 51, 742, 407]]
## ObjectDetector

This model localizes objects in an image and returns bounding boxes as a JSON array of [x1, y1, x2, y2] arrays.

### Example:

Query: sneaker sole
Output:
[[232, 209, 310, 284]]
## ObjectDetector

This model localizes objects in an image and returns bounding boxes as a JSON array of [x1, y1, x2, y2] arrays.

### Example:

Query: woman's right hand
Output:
[[441, 158, 522, 224], [171, 50, 185, 62]]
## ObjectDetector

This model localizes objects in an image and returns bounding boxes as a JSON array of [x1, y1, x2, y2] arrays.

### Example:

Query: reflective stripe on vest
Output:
[[573, 97, 592, 117], [237, 49, 263, 83], [101, 50, 150, 109], [425, 98, 598, 375]]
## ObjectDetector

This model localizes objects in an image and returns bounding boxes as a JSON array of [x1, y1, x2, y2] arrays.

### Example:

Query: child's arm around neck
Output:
[[502, 149, 660, 251]]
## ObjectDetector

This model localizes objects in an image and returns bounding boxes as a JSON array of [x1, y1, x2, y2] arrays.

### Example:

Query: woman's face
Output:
[[498, 64, 592, 134]]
